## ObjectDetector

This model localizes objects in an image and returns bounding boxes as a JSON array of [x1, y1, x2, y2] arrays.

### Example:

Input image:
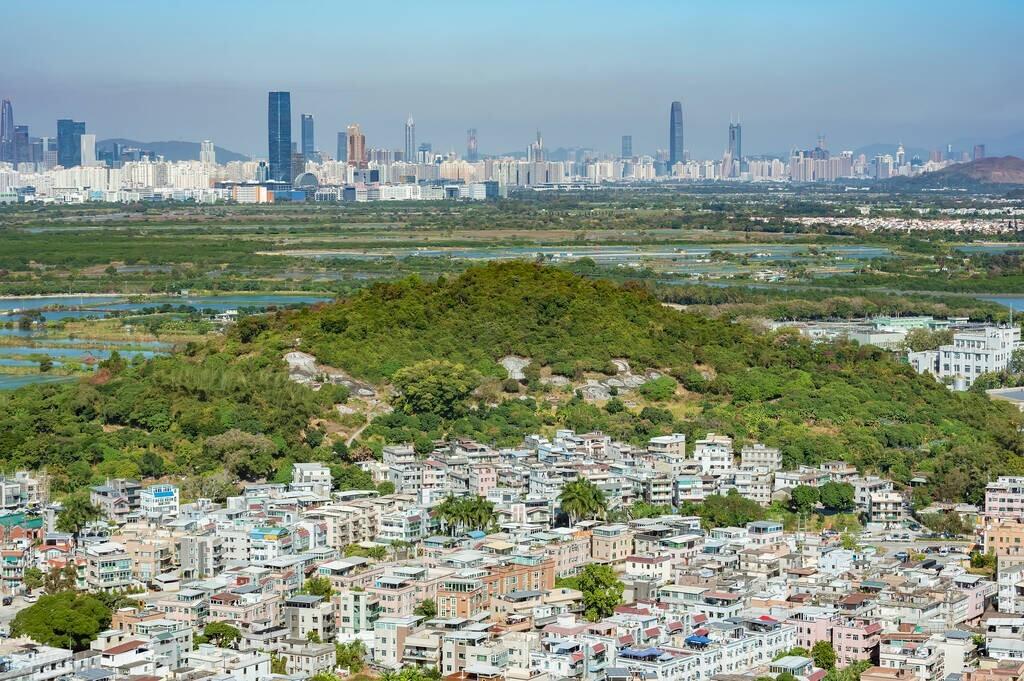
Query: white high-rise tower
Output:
[[200, 140, 216, 165], [404, 116, 415, 162]]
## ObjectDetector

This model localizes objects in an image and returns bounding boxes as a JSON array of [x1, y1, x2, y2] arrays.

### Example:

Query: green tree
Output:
[[44, 565, 79, 593], [559, 478, 607, 524], [812, 640, 837, 670], [270, 654, 287, 674], [690, 489, 765, 528], [306, 630, 322, 643], [819, 482, 855, 512], [202, 621, 241, 648], [774, 647, 810, 660], [11, 592, 111, 651], [392, 359, 480, 419], [139, 451, 165, 478], [56, 491, 101, 539], [335, 640, 366, 672], [789, 485, 820, 514], [627, 501, 672, 519], [300, 576, 334, 599], [413, 598, 437, 618], [1011, 347, 1024, 375], [903, 328, 953, 352], [435, 496, 496, 535], [638, 376, 677, 401], [23, 567, 44, 592], [557, 564, 623, 622], [203, 429, 278, 482]]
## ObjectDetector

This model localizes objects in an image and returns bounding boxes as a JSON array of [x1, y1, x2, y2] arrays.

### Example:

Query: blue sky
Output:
[[3, 0, 1022, 158]]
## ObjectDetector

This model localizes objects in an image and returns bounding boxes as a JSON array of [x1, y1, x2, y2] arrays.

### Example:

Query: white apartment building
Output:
[[648, 434, 686, 458], [694, 434, 733, 476], [186, 645, 270, 681], [292, 462, 333, 497], [739, 444, 782, 473], [986, 477, 1024, 518], [140, 484, 179, 519], [909, 325, 1021, 389], [83, 541, 134, 591]]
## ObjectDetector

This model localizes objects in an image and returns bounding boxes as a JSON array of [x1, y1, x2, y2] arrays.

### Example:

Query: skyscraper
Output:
[[13, 126, 29, 165], [57, 118, 85, 168], [267, 91, 292, 182], [336, 132, 347, 162], [80, 133, 96, 167], [301, 114, 315, 159], [528, 131, 544, 162], [621, 135, 633, 159], [347, 123, 366, 167], [466, 128, 478, 162], [669, 101, 684, 167], [200, 140, 216, 165], [404, 116, 415, 162], [974, 144, 986, 161], [728, 123, 742, 174], [0, 99, 13, 164]]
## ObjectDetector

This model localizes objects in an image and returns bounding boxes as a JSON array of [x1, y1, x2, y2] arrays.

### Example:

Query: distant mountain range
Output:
[[97, 138, 249, 163], [889, 156, 1024, 189]]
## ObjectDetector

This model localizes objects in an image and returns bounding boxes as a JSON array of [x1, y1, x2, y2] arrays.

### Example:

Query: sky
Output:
[[3, 0, 1023, 159]]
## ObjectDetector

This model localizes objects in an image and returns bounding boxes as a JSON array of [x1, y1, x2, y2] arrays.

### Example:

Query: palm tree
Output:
[[559, 477, 607, 525], [435, 496, 495, 536]]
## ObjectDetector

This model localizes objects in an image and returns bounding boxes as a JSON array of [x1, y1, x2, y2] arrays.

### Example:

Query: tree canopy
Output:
[[559, 478, 608, 525], [11, 592, 111, 651], [557, 564, 623, 622]]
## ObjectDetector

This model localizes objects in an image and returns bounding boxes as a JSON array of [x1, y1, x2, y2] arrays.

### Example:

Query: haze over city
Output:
[[4, 0, 1024, 157]]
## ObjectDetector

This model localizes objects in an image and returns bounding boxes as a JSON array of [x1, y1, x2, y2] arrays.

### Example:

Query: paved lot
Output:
[[0, 595, 32, 636]]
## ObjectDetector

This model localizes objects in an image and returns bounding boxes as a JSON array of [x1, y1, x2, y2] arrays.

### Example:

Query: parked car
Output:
[[1, 596, 11, 606]]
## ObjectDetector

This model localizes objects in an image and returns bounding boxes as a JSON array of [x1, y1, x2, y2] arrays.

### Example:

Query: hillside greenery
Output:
[[0, 261, 1020, 504]]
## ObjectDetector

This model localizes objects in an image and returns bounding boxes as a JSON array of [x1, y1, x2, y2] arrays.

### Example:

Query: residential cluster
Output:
[[3, 429, 1023, 681]]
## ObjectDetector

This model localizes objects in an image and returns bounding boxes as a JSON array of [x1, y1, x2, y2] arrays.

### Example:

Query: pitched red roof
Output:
[[103, 640, 147, 655]]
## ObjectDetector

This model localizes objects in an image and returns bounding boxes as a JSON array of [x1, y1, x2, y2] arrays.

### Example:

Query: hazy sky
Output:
[[3, 0, 1022, 158]]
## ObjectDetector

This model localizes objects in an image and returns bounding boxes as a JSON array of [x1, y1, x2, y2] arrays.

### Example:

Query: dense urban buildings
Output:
[[0, 92, 999, 205]]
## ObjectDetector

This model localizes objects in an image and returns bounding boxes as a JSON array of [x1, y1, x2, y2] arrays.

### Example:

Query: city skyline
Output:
[[2, 1, 1022, 158]]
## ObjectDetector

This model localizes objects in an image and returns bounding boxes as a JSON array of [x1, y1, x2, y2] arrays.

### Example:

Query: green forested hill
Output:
[[0, 261, 1020, 503], [295, 262, 749, 380]]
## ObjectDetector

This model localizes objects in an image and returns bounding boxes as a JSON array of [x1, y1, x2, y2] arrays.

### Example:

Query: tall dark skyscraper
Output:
[[13, 125, 29, 164], [57, 118, 85, 168], [466, 128, 478, 162], [621, 135, 633, 159], [300, 114, 315, 159], [0, 99, 14, 163], [669, 101, 684, 167], [336, 132, 346, 162], [267, 91, 292, 182], [728, 123, 742, 168]]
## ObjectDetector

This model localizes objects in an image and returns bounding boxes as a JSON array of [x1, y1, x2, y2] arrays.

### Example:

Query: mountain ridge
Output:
[[97, 138, 249, 163]]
